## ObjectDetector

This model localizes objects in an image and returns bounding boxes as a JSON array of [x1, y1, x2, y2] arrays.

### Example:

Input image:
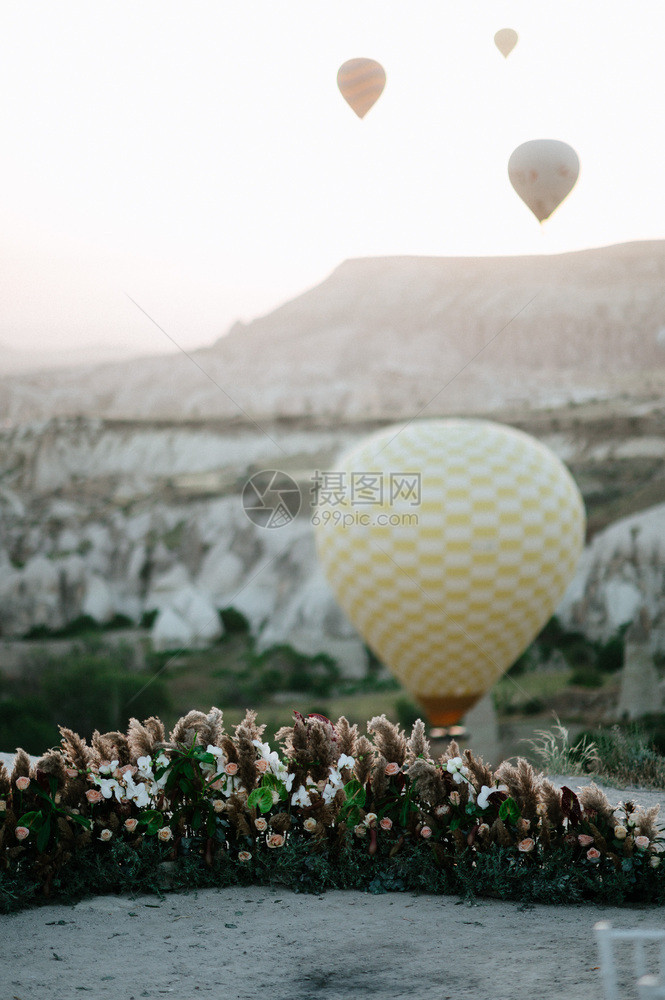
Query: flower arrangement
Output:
[[0, 707, 663, 910]]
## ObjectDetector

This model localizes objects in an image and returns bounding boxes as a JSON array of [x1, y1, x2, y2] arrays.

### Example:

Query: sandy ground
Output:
[[1, 757, 664, 1000]]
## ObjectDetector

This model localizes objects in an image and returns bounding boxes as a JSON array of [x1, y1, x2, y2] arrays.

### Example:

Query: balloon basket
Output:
[[428, 725, 467, 742]]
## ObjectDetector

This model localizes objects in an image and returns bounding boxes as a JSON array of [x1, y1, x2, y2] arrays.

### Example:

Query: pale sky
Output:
[[2, 1, 665, 358]]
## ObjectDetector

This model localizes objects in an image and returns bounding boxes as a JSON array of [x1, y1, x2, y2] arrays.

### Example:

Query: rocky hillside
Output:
[[3, 241, 665, 425], [2, 401, 664, 669]]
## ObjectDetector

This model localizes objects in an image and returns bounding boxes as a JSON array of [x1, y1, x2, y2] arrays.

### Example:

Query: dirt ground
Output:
[[1, 762, 663, 1000]]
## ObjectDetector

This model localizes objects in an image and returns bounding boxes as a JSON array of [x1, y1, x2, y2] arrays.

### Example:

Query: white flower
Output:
[[337, 754, 355, 771], [136, 756, 154, 779], [204, 744, 227, 775], [322, 767, 345, 804], [446, 757, 470, 783], [477, 784, 508, 810], [123, 775, 152, 809], [98, 760, 119, 776], [291, 785, 312, 808], [155, 752, 169, 770], [97, 777, 123, 801]]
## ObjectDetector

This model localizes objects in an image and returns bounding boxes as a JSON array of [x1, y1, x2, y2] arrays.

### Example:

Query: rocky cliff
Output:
[[3, 241, 665, 425]]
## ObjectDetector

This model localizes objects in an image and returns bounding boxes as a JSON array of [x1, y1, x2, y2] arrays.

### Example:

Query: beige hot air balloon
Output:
[[494, 28, 518, 58], [314, 419, 585, 727], [337, 58, 386, 118], [508, 139, 580, 222]]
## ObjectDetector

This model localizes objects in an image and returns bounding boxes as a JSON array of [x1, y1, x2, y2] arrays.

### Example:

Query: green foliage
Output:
[[573, 723, 665, 788], [570, 665, 604, 688], [394, 696, 421, 732], [22, 614, 134, 640], [140, 609, 159, 629], [527, 720, 601, 776], [507, 616, 626, 678], [1, 836, 664, 914], [596, 629, 627, 673], [219, 606, 251, 634], [0, 642, 170, 753], [213, 641, 341, 705]]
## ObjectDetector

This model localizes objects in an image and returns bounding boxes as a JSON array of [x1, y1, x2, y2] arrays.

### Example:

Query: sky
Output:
[[2, 1, 665, 359]]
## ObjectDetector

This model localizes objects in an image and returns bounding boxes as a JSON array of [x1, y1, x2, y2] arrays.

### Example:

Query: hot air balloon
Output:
[[314, 419, 585, 727], [508, 139, 580, 222], [337, 58, 386, 118], [494, 28, 518, 58]]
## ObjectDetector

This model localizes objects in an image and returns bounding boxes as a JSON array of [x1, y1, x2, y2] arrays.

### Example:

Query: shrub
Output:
[[0, 643, 170, 754], [0, 708, 663, 912], [570, 666, 604, 688]]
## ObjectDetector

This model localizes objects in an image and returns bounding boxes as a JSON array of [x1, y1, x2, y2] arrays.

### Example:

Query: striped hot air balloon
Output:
[[336, 58, 386, 118]]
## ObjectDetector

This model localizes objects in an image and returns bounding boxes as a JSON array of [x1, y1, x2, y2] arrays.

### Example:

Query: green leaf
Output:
[[262, 773, 287, 799], [17, 810, 42, 828], [499, 797, 520, 824], [192, 809, 202, 831], [68, 813, 92, 829], [344, 779, 366, 809], [450, 817, 461, 831], [247, 787, 274, 814], [36, 816, 51, 852], [138, 810, 163, 827]]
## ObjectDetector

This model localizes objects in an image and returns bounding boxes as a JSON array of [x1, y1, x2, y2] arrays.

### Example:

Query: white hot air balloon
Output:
[[508, 139, 580, 222], [494, 28, 518, 58]]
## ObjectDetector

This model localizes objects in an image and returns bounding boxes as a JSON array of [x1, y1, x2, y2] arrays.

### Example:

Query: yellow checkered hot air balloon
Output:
[[314, 419, 585, 727]]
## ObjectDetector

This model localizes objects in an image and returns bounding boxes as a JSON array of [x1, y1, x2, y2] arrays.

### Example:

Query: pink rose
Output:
[[225, 762, 238, 776], [157, 827, 172, 842], [587, 848, 601, 861], [124, 818, 139, 833], [449, 792, 460, 806], [65, 767, 79, 779], [0, 800, 6, 813], [354, 825, 367, 838], [256, 759, 268, 774], [303, 817, 317, 833], [380, 817, 393, 831], [15, 776, 30, 791], [99, 828, 112, 842], [578, 834, 594, 847], [635, 835, 650, 850], [420, 826, 432, 839], [267, 833, 285, 848], [15, 826, 30, 841], [238, 851, 252, 862], [385, 762, 400, 776], [212, 799, 225, 813], [86, 789, 103, 804], [118, 765, 137, 776], [518, 838, 535, 853], [210, 778, 225, 791], [254, 818, 268, 832]]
